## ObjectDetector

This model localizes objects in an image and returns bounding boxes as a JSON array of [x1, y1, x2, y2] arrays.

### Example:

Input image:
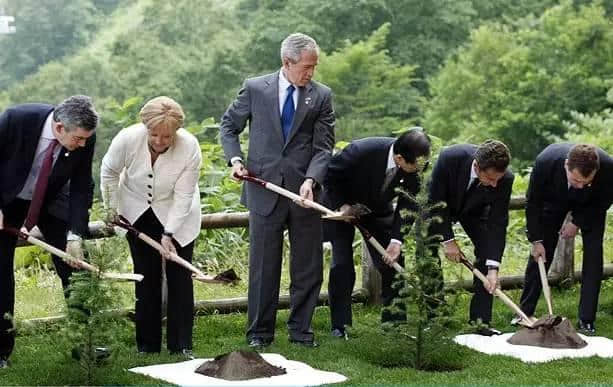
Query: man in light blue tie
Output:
[[220, 33, 335, 348]]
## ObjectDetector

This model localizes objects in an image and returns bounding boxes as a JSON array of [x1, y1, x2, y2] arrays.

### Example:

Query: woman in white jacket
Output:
[[101, 96, 202, 358]]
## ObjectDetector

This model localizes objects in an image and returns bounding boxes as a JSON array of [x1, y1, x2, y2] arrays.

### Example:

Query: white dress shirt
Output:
[[385, 146, 402, 246], [100, 123, 202, 246]]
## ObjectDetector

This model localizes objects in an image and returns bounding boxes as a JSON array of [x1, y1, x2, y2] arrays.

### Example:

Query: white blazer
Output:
[[101, 123, 202, 246]]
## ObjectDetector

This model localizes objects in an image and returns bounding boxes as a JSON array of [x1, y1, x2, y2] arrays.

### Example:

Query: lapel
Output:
[[284, 81, 313, 146], [263, 72, 284, 143]]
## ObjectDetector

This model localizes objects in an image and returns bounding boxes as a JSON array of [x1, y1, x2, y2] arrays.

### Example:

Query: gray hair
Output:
[[280, 33, 319, 63], [53, 95, 99, 132]]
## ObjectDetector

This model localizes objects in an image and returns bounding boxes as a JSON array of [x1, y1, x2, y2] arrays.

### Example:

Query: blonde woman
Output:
[[101, 96, 201, 358]]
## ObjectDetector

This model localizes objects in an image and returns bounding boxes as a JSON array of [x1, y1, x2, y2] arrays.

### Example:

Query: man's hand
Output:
[[531, 241, 546, 263], [160, 235, 177, 259], [559, 221, 579, 239], [442, 239, 463, 263], [0, 209, 4, 230], [66, 240, 85, 268], [296, 178, 314, 208], [383, 242, 401, 267], [231, 160, 247, 181], [485, 269, 499, 294]]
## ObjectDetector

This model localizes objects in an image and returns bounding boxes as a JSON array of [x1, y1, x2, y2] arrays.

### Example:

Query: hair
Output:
[[567, 144, 600, 177], [474, 139, 511, 172], [140, 96, 185, 132], [393, 127, 431, 164], [53, 95, 98, 132], [280, 33, 319, 63]]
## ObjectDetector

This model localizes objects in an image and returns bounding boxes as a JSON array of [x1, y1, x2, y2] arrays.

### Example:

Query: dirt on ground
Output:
[[507, 317, 587, 349], [195, 350, 286, 381]]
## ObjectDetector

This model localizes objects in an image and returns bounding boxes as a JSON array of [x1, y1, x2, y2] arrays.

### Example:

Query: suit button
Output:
[[148, 174, 153, 178], [147, 185, 152, 189], [147, 200, 152, 204], [148, 193, 152, 197]]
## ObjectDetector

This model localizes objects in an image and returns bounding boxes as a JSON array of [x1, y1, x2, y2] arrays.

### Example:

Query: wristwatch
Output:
[[486, 265, 499, 271]]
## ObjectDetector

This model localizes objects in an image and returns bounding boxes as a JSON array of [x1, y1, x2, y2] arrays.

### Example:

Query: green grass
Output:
[[2, 279, 613, 385]]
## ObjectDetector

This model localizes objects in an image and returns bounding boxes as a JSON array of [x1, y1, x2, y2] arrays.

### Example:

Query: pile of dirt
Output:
[[507, 316, 587, 349], [214, 269, 240, 284], [195, 350, 286, 381]]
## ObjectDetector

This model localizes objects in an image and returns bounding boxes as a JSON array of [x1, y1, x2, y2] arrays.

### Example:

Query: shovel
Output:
[[2, 226, 143, 282], [459, 255, 536, 328], [236, 173, 403, 271], [112, 216, 239, 284]]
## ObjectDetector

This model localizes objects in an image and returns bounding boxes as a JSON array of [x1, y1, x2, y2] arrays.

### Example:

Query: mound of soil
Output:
[[507, 317, 587, 349], [195, 350, 286, 381], [214, 269, 240, 283]]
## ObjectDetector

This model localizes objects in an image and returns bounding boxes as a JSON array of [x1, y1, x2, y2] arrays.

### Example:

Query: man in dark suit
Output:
[[429, 140, 514, 335], [516, 143, 613, 334], [323, 128, 431, 339], [220, 33, 335, 348], [0, 95, 98, 368]]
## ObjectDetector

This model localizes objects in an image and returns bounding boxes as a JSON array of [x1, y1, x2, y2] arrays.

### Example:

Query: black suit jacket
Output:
[[526, 143, 613, 242], [324, 137, 419, 241], [0, 103, 96, 235], [429, 144, 514, 263]]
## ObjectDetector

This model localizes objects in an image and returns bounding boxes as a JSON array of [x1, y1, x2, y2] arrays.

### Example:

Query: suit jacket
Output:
[[0, 103, 96, 235], [526, 143, 613, 242], [324, 137, 419, 241], [219, 71, 335, 216], [429, 144, 514, 263]]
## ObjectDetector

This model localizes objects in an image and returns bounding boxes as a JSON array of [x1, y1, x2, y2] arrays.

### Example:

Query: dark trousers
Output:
[[0, 199, 73, 359], [126, 208, 194, 353], [520, 211, 606, 323], [325, 213, 404, 329], [247, 197, 323, 342]]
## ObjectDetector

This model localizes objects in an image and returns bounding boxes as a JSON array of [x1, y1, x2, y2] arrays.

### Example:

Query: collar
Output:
[[468, 159, 479, 190], [386, 145, 396, 171], [279, 69, 294, 91], [42, 112, 55, 140]]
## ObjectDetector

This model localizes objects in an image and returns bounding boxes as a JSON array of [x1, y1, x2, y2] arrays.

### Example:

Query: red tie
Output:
[[24, 139, 60, 230]]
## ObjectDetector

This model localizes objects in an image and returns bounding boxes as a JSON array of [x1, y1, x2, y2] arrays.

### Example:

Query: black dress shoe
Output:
[[289, 338, 319, 347], [71, 346, 111, 362], [0, 358, 9, 369], [474, 326, 502, 337], [171, 349, 195, 360], [331, 328, 349, 340], [248, 337, 273, 348], [577, 320, 596, 334]]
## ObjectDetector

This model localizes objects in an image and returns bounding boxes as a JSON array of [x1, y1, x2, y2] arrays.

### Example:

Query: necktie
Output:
[[381, 166, 398, 195], [281, 85, 295, 142], [24, 139, 59, 230]]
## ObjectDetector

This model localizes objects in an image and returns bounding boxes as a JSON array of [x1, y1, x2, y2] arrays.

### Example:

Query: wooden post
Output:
[[361, 239, 382, 305], [549, 214, 575, 288]]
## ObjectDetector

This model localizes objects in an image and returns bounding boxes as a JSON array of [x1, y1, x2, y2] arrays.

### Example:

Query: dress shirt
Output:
[[385, 145, 402, 246], [230, 69, 299, 167], [17, 113, 62, 200], [101, 123, 202, 246]]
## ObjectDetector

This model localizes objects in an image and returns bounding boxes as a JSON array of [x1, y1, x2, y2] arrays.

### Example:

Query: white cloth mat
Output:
[[129, 353, 347, 386], [454, 333, 613, 363]]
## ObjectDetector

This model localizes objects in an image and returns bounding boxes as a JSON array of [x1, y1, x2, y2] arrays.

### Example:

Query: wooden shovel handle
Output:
[[4, 227, 143, 282], [537, 257, 554, 315], [460, 256, 535, 327], [113, 217, 222, 284]]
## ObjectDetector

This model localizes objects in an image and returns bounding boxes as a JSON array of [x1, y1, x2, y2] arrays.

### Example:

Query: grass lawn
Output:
[[2, 278, 613, 385]]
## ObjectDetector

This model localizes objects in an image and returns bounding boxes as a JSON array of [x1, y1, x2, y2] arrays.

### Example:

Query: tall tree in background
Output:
[[424, 1, 613, 164]]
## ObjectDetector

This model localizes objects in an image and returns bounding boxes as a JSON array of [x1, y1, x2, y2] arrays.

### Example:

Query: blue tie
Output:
[[281, 85, 295, 142]]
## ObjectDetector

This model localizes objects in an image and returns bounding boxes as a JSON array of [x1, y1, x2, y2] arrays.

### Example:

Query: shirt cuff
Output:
[[67, 231, 82, 241], [441, 238, 455, 245], [390, 239, 402, 246], [230, 156, 243, 165], [485, 259, 500, 267]]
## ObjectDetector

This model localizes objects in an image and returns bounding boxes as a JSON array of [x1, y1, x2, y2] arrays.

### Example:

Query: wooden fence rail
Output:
[[16, 196, 613, 325]]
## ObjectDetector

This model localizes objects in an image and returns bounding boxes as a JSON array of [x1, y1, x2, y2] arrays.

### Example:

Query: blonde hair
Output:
[[140, 96, 185, 132]]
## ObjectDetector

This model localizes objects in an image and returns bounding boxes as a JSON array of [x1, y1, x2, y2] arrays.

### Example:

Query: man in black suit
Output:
[[429, 140, 514, 335], [516, 143, 613, 334], [323, 128, 431, 339], [0, 95, 98, 368]]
